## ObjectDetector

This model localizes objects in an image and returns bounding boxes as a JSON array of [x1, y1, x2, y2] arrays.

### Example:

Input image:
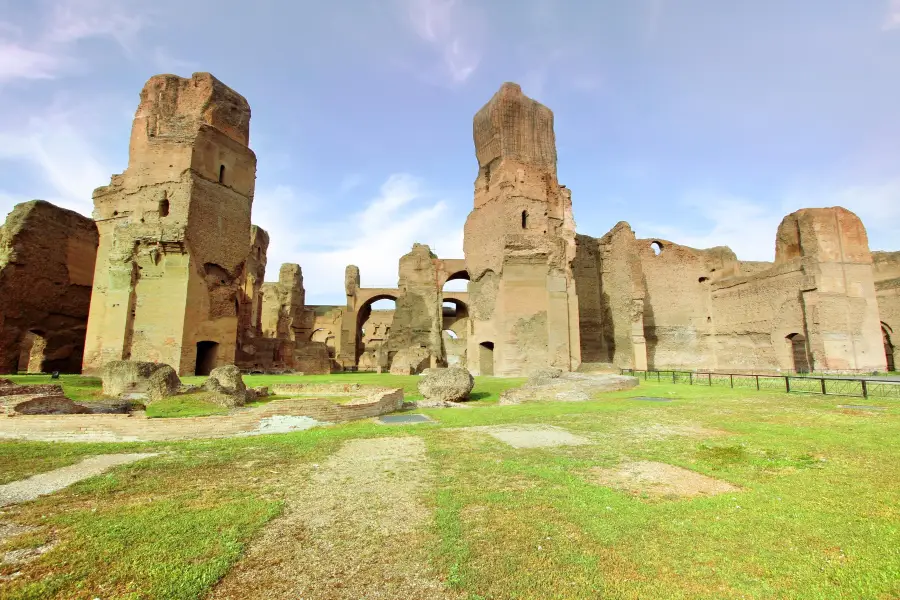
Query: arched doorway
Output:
[[195, 341, 219, 376], [442, 270, 469, 293], [883, 323, 895, 372], [356, 295, 397, 365], [479, 341, 494, 376], [787, 333, 811, 374], [18, 330, 47, 374]]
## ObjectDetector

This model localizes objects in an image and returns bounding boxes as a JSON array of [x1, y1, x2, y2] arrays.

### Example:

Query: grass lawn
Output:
[[1, 376, 898, 599]]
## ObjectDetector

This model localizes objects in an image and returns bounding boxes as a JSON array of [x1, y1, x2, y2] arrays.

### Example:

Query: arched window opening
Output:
[[218, 164, 226, 183], [442, 301, 457, 317], [787, 333, 811, 374], [651, 241, 663, 256], [521, 210, 528, 229], [159, 197, 169, 218], [444, 329, 459, 340]]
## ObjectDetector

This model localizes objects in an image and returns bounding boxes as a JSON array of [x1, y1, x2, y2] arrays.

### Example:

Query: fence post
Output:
[[657, 371, 660, 382], [730, 374, 734, 388], [820, 378, 826, 395], [673, 371, 676, 384], [690, 372, 693, 385], [708, 373, 712, 386], [756, 375, 760, 391], [786, 376, 791, 393], [862, 379, 868, 399]]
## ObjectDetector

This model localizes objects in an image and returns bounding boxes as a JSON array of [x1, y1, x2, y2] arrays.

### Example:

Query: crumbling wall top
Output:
[[775, 207, 871, 264], [473, 82, 556, 174], [134, 72, 251, 147]]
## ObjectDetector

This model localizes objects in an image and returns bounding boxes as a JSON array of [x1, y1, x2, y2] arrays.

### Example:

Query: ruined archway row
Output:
[[1, 74, 897, 377]]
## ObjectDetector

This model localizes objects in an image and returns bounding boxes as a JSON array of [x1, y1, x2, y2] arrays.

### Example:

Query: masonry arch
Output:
[[883, 323, 895, 372], [356, 294, 397, 362], [786, 333, 811, 374]]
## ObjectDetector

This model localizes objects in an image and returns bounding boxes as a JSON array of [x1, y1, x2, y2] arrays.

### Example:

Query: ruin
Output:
[[0, 73, 896, 378], [0, 201, 98, 374]]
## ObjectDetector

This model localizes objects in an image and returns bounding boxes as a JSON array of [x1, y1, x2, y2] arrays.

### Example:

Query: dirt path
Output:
[[0, 453, 157, 507], [209, 436, 457, 600]]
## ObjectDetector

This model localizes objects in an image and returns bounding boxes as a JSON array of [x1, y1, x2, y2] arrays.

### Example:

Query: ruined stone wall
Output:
[[463, 82, 580, 376], [362, 310, 394, 351], [0, 201, 98, 374], [384, 244, 443, 364], [83, 72, 255, 376], [708, 264, 808, 371], [240, 225, 269, 337], [871, 251, 899, 370], [637, 239, 737, 369]]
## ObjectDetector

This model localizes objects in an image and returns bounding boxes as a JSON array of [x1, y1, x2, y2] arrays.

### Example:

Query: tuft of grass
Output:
[[144, 392, 229, 418]]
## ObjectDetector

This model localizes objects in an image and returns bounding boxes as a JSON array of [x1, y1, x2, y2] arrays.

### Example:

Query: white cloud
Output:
[[152, 46, 200, 74], [402, 0, 484, 84], [253, 174, 465, 305], [0, 43, 62, 83], [0, 0, 149, 85], [636, 191, 783, 261], [884, 0, 900, 30], [0, 103, 118, 215]]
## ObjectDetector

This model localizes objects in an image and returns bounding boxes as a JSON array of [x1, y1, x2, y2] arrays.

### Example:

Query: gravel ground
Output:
[[0, 453, 158, 507], [210, 436, 460, 599]]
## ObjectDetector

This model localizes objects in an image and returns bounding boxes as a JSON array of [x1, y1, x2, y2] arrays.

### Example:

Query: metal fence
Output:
[[620, 369, 900, 400]]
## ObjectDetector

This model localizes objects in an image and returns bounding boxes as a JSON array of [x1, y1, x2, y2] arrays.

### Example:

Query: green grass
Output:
[[1, 376, 898, 599]]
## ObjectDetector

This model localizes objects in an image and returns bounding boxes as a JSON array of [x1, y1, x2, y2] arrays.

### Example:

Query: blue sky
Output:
[[1, 0, 899, 305]]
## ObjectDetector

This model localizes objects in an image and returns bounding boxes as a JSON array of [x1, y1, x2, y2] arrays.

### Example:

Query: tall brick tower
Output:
[[82, 72, 256, 376], [463, 83, 581, 376]]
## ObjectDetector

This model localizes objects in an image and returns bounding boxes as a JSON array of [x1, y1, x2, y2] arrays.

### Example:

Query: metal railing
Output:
[[621, 369, 900, 400]]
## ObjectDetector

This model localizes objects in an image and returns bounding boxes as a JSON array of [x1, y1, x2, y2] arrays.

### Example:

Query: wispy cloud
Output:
[[402, 0, 484, 84], [884, 0, 900, 30], [0, 0, 149, 84], [0, 100, 121, 216], [636, 191, 783, 261], [636, 180, 900, 261], [253, 174, 464, 304]]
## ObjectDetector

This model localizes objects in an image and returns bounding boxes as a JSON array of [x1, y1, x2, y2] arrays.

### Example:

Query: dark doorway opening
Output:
[[479, 341, 494, 376], [195, 341, 219, 376], [218, 164, 226, 183], [883, 324, 895, 372], [787, 333, 811, 374]]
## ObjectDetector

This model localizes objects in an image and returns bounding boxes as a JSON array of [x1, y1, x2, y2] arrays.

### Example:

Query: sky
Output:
[[1, 0, 899, 305]]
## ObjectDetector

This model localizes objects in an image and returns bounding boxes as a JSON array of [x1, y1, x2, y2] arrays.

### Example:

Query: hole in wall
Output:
[[650, 241, 663, 256], [521, 210, 528, 229], [699, 277, 709, 283], [218, 164, 226, 183], [159, 198, 169, 217]]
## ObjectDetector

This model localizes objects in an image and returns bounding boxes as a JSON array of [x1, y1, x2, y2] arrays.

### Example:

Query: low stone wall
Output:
[[269, 384, 404, 421]]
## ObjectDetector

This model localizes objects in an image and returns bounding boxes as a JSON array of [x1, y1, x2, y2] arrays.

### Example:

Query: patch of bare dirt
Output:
[[626, 423, 729, 441], [460, 425, 592, 449], [590, 461, 740, 499], [209, 436, 459, 600], [0, 521, 55, 581]]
